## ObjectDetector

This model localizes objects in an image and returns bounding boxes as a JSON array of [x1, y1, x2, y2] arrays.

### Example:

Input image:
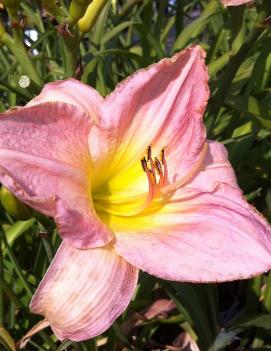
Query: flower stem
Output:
[[1, 227, 33, 299], [62, 34, 80, 77]]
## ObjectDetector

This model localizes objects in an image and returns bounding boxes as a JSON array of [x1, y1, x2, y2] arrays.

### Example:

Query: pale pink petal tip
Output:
[[221, 0, 252, 6], [27, 78, 103, 120], [30, 244, 138, 341]]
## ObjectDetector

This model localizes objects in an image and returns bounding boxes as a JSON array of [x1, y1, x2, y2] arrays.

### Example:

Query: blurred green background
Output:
[[0, 0, 271, 350]]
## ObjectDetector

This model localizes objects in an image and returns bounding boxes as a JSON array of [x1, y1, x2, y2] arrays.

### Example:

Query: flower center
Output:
[[93, 143, 208, 220]]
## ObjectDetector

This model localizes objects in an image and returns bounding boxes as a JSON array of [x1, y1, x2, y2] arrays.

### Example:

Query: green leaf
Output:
[[226, 95, 271, 130], [93, 48, 152, 66], [4, 219, 35, 248], [232, 314, 271, 330], [165, 282, 216, 349], [56, 340, 73, 351], [208, 329, 241, 351], [134, 23, 165, 59], [173, 1, 222, 51], [101, 21, 138, 45], [0, 325, 16, 351]]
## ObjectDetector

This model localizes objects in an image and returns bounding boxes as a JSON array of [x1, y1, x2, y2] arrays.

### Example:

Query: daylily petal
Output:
[[111, 141, 271, 282], [90, 45, 209, 196], [186, 140, 240, 192], [114, 185, 271, 282], [221, 0, 251, 6], [27, 78, 103, 120], [0, 102, 112, 248], [30, 243, 138, 341]]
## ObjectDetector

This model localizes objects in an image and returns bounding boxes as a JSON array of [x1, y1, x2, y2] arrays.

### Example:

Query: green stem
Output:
[[0, 278, 24, 308], [119, 0, 142, 18], [62, 35, 80, 77], [263, 271, 271, 311], [0, 79, 32, 99], [1, 227, 33, 299], [1, 32, 43, 89]]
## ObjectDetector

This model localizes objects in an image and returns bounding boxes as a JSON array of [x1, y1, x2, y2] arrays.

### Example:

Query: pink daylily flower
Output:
[[221, 0, 252, 6], [0, 45, 271, 341]]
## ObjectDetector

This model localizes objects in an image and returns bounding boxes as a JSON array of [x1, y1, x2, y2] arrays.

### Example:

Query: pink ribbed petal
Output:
[[186, 140, 240, 192], [114, 142, 271, 282], [89, 45, 209, 192], [30, 243, 138, 341], [115, 185, 271, 282], [27, 78, 103, 120], [222, 0, 251, 6], [0, 102, 112, 248]]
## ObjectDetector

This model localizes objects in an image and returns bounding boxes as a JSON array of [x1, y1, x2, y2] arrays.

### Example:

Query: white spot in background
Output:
[[19, 75, 30, 88], [24, 29, 39, 56]]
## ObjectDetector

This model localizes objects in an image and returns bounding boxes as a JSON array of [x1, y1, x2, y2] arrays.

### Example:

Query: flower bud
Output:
[[77, 0, 108, 33], [1, 186, 32, 221], [68, 0, 92, 25]]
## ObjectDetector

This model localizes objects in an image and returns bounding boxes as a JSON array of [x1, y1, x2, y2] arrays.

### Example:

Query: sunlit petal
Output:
[[221, 0, 251, 6], [89, 45, 209, 197], [0, 102, 112, 248], [30, 243, 138, 341], [27, 78, 103, 120], [113, 141, 271, 282]]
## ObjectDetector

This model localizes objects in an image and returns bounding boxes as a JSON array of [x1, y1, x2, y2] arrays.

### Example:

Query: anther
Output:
[[141, 158, 147, 172], [154, 158, 163, 175], [161, 149, 169, 186], [161, 149, 165, 163], [133, 146, 169, 216], [147, 145, 152, 161], [142, 146, 169, 188]]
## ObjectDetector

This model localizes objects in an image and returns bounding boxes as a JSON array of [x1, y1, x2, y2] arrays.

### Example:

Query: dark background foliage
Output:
[[0, 0, 271, 350]]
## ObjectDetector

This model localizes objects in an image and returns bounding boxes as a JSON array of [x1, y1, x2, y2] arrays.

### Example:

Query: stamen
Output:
[[141, 157, 147, 172], [161, 149, 169, 185], [155, 157, 164, 187], [149, 159, 157, 183], [154, 157, 163, 175], [110, 143, 208, 218], [145, 168, 156, 199], [137, 145, 168, 213], [161, 149, 165, 162], [147, 145, 152, 160], [146, 145, 157, 183]]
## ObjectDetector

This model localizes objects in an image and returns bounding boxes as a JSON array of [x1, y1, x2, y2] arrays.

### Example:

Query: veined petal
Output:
[[30, 243, 138, 341], [111, 142, 271, 282], [0, 102, 112, 248], [221, 0, 251, 6], [90, 45, 209, 196], [114, 186, 271, 282], [27, 78, 103, 120], [186, 140, 240, 192]]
